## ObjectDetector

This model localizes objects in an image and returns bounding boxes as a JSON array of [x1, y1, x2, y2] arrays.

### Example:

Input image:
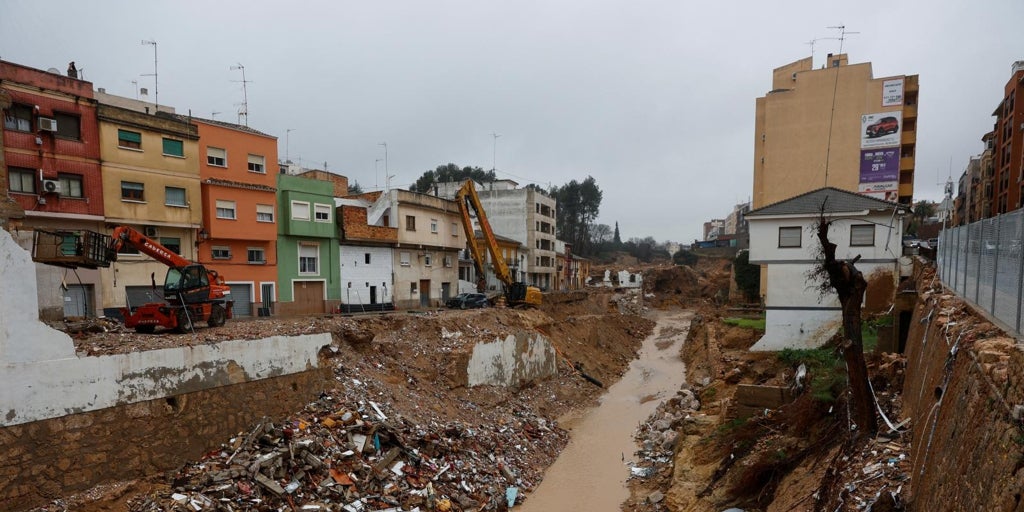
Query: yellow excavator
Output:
[[454, 180, 542, 307]]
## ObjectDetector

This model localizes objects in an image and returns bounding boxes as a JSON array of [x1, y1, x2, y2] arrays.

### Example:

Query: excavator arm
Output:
[[455, 180, 514, 288]]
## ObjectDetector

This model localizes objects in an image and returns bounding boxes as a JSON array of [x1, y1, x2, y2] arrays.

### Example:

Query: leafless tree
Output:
[[810, 215, 877, 437]]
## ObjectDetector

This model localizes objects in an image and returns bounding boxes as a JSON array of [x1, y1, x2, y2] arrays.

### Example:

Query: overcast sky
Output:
[[2, 1, 1021, 242]]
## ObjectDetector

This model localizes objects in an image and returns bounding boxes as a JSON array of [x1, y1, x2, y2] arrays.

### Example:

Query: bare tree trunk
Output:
[[816, 218, 877, 437]]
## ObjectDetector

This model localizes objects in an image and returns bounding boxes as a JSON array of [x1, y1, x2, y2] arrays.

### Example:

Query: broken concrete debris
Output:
[[126, 388, 567, 511]]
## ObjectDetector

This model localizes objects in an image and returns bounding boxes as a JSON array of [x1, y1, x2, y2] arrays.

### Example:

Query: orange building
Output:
[[175, 116, 279, 317]]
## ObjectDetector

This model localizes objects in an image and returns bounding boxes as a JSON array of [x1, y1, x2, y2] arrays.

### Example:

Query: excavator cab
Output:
[[164, 264, 211, 304]]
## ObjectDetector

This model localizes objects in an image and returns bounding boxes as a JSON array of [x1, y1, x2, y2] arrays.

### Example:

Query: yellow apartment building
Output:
[[753, 54, 918, 209]]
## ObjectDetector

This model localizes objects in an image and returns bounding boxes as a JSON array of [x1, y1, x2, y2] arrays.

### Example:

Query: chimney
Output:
[[97, 87, 105, 94], [140, 87, 149, 97], [66, 61, 78, 79]]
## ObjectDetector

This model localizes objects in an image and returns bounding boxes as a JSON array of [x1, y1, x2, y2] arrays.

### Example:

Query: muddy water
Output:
[[519, 310, 692, 511]]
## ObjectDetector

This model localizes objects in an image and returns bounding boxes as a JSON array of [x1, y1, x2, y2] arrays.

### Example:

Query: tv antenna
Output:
[[141, 39, 158, 108], [821, 25, 858, 186], [826, 25, 859, 57], [491, 132, 501, 172], [130, 80, 139, 99], [230, 63, 251, 126], [806, 37, 840, 67], [211, 111, 221, 120]]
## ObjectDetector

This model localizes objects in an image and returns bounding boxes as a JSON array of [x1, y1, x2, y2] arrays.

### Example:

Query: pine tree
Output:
[[613, 222, 622, 246]]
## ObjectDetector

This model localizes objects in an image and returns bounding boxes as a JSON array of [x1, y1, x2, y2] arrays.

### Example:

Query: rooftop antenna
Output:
[[491, 132, 501, 172], [130, 80, 139, 100], [821, 25, 858, 186], [211, 111, 221, 120], [286, 128, 294, 164], [141, 39, 158, 109], [806, 37, 839, 67], [230, 63, 250, 126]]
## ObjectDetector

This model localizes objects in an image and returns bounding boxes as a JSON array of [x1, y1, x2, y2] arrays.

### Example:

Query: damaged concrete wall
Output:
[[903, 261, 1024, 510], [466, 332, 557, 387]]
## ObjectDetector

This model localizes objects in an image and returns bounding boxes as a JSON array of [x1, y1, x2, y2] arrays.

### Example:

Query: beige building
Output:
[[96, 105, 202, 312], [387, 190, 463, 309], [753, 54, 918, 208]]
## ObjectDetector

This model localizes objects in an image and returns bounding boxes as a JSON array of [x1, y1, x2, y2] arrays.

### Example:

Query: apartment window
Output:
[[3, 104, 32, 132], [118, 129, 142, 150], [216, 199, 237, 220], [410, 282, 417, 294], [165, 186, 186, 207], [299, 244, 319, 274], [53, 112, 80, 140], [162, 138, 184, 157], [400, 251, 411, 266], [444, 255, 452, 267], [850, 225, 875, 247], [247, 154, 265, 173], [160, 237, 182, 255], [211, 246, 231, 259], [207, 146, 227, 167], [364, 253, 371, 264], [405, 215, 416, 231], [424, 253, 432, 266], [121, 181, 144, 201], [8, 167, 36, 193], [256, 204, 275, 222], [430, 218, 438, 233], [291, 200, 310, 221], [314, 204, 331, 222], [58, 174, 84, 198], [451, 222, 458, 237], [778, 226, 802, 248], [247, 248, 266, 264]]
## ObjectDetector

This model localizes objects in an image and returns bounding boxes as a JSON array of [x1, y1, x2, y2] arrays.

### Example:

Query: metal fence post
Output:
[[1016, 210, 1024, 334], [975, 221, 983, 304], [991, 215, 1002, 312]]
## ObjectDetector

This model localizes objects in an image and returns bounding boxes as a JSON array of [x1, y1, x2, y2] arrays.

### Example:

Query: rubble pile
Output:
[[128, 385, 569, 512], [631, 385, 702, 481]]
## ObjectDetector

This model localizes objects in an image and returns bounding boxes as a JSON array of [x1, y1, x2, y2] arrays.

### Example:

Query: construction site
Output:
[[4, 220, 1024, 511]]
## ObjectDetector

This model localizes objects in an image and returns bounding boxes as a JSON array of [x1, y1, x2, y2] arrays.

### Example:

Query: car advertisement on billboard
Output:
[[882, 78, 904, 107], [859, 148, 900, 183], [861, 111, 902, 149]]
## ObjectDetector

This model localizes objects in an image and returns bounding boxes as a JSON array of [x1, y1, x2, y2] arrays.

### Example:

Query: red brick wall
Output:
[[0, 367, 329, 511], [340, 205, 397, 242], [2, 61, 103, 218]]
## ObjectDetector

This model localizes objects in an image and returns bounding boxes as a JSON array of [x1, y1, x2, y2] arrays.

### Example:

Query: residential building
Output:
[[979, 131, 997, 219], [95, 104, 201, 315], [388, 190, 462, 309], [2, 60, 104, 319], [746, 187, 907, 350], [335, 192, 398, 313], [703, 219, 724, 240], [276, 173, 340, 315], [472, 230, 526, 293], [433, 179, 558, 290], [986, 61, 1024, 216], [178, 115, 280, 317], [555, 240, 590, 291], [753, 54, 918, 208]]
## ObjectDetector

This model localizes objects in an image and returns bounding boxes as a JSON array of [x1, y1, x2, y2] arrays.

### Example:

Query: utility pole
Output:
[[141, 39, 158, 109], [379, 142, 388, 184], [491, 132, 501, 172]]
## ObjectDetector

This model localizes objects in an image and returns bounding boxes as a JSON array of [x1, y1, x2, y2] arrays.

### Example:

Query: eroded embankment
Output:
[[902, 263, 1024, 510]]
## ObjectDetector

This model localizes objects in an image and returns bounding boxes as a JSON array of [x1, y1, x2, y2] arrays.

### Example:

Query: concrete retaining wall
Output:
[[466, 331, 557, 387]]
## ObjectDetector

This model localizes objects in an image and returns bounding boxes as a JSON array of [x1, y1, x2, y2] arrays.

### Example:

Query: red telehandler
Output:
[[104, 226, 233, 333]]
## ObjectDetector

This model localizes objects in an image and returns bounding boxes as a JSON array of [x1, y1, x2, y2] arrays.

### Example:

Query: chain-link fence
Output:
[[938, 209, 1024, 337]]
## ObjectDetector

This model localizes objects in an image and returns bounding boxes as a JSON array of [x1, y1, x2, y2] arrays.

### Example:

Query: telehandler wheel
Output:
[[208, 304, 227, 327], [134, 325, 156, 334]]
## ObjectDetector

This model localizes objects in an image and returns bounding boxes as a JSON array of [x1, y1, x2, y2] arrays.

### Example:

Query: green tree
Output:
[[347, 180, 364, 195], [907, 200, 938, 236], [613, 222, 622, 246], [412, 163, 497, 194], [674, 249, 698, 266], [550, 176, 603, 256], [733, 249, 760, 301]]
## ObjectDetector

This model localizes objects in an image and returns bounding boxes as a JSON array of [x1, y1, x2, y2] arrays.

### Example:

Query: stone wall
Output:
[[903, 260, 1024, 510], [0, 366, 330, 511]]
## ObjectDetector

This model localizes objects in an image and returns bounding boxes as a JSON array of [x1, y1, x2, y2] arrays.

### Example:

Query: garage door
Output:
[[229, 283, 253, 316], [63, 284, 92, 318], [293, 281, 325, 315]]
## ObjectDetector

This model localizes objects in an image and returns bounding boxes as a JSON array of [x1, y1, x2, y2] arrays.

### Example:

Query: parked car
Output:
[[866, 116, 899, 138], [446, 293, 489, 309]]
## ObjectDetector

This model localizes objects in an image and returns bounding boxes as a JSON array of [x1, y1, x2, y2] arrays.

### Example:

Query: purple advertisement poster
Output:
[[859, 148, 899, 183]]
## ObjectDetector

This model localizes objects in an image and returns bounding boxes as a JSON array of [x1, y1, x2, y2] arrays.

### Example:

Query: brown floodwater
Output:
[[518, 310, 692, 511]]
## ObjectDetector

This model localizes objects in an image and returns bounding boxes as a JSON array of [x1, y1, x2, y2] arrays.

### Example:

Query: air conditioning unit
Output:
[[38, 117, 58, 132], [143, 226, 159, 237], [41, 179, 61, 194]]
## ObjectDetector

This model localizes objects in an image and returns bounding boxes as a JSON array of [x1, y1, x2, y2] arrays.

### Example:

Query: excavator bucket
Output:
[[32, 229, 113, 269]]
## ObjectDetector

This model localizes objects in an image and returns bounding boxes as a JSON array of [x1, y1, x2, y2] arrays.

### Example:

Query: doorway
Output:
[[419, 279, 430, 308]]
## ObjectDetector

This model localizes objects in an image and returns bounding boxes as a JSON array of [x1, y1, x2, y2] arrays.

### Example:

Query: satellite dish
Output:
[[47, 68, 60, 74]]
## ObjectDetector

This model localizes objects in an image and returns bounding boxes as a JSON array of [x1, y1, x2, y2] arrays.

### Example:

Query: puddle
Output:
[[518, 310, 692, 511]]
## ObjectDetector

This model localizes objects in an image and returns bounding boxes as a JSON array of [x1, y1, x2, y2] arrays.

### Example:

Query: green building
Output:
[[275, 173, 340, 315]]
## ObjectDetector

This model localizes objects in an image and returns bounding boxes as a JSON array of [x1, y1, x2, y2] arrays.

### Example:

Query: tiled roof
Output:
[[157, 112, 275, 138], [747, 187, 908, 217]]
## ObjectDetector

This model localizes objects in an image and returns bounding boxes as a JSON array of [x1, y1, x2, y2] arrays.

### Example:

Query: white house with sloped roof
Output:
[[746, 187, 909, 351]]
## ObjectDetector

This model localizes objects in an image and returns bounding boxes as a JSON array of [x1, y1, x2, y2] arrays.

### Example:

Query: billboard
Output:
[[859, 148, 900, 183], [859, 182, 899, 202], [860, 111, 902, 149], [882, 78, 904, 107]]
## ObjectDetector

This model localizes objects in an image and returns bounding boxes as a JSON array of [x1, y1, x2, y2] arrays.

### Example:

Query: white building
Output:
[[746, 187, 907, 351]]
